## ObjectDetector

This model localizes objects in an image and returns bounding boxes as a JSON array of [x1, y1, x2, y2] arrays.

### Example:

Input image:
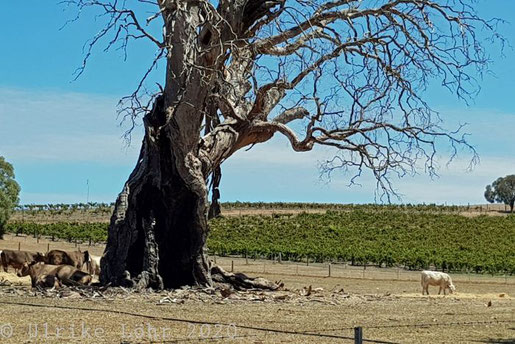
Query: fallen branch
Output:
[[210, 264, 283, 291]]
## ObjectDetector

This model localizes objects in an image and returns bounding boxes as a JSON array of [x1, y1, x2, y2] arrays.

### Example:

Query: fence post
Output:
[[328, 263, 331, 277], [354, 327, 363, 344], [278, 252, 282, 264], [18, 242, 21, 251], [231, 260, 234, 272], [47, 243, 50, 253]]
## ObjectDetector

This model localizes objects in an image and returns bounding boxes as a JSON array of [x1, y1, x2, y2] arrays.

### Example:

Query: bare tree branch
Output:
[[68, 0, 502, 199]]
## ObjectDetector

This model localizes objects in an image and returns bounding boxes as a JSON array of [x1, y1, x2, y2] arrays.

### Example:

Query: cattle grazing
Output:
[[17, 262, 92, 288], [0, 249, 46, 273], [83, 255, 101, 277], [46, 250, 90, 270], [421, 270, 456, 295]]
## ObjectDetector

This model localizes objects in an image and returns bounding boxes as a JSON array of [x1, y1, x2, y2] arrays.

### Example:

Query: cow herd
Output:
[[0, 249, 101, 288], [0, 249, 457, 295]]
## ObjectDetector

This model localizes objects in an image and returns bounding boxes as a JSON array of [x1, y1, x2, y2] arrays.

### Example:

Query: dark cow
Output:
[[0, 249, 46, 273], [18, 262, 92, 288], [46, 250, 90, 270]]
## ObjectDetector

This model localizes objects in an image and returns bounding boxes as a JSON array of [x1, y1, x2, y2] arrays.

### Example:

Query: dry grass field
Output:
[[9, 203, 513, 224], [0, 234, 513, 343], [8, 208, 331, 224]]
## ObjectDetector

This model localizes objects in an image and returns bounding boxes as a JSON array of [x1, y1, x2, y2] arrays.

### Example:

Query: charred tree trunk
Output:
[[100, 0, 284, 290], [101, 2, 216, 289], [101, 96, 211, 289]]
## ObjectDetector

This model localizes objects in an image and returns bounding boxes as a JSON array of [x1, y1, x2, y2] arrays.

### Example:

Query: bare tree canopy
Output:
[[64, 0, 502, 289]]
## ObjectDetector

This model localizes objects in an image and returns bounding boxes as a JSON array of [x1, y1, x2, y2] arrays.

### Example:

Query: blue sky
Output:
[[1, 1, 514, 205]]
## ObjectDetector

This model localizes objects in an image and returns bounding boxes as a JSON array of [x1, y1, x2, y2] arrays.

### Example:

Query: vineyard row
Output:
[[4, 210, 514, 274]]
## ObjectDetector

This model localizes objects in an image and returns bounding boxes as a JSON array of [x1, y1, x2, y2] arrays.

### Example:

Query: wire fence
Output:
[[145, 318, 515, 344], [0, 300, 512, 344], [2, 237, 513, 285], [211, 255, 515, 286]]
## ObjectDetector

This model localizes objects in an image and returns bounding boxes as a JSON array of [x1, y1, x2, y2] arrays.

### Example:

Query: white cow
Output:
[[421, 270, 456, 295]]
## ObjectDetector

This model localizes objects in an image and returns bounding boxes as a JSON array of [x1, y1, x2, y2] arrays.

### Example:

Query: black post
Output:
[[354, 327, 363, 344]]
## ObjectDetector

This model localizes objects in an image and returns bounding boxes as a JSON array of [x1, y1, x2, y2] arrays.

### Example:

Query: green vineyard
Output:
[[5, 208, 514, 274], [5, 222, 107, 245], [209, 211, 515, 273]]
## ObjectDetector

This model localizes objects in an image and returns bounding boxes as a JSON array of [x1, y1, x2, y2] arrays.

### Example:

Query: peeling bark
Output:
[[208, 166, 222, 219], [100, 1, 278, 289]]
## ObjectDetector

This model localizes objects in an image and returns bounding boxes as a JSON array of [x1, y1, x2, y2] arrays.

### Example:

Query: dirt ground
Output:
[[0, 236, 513, 343]]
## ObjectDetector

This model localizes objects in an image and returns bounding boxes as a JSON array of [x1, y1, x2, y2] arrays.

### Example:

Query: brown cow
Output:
[[17, 262, 92, 287], [46, 250, 90, 270], [0, 249, 46, 273]]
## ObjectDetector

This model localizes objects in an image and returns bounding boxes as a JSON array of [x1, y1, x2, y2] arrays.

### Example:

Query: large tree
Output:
[[485, 175, 515, 213], [68, 0, 500, 289], [0, 157, 20, 238]]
